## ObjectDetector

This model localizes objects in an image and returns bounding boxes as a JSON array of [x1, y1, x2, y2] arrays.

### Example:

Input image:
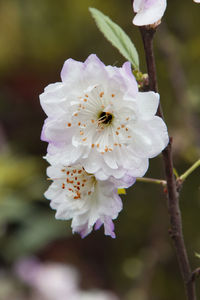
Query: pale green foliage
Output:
[[195, 252, 200, 259], [0, 153, 69, 262], [89, 7, 139, 70]]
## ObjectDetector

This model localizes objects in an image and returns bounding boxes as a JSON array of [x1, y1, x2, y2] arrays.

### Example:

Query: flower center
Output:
[[98, 111, 113, 125], [60, 166, 96, 200]]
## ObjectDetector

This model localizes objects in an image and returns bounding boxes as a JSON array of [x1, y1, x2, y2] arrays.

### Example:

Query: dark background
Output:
[[0, 0, 200, 299]]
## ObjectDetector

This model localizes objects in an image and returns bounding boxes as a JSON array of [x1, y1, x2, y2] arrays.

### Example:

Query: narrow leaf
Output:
[[89, 7, 139, 69], [173, 168, 179, 178], [195, 252, 200, 259]]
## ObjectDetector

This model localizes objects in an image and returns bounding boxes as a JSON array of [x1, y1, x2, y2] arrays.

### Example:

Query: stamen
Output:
[[99, 92, 104, 98], [98, 112, 113, 125]]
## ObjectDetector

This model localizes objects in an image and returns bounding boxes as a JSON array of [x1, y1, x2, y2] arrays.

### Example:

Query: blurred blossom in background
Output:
[[15, 258, 118, 300], [0, 0, 200, 299]]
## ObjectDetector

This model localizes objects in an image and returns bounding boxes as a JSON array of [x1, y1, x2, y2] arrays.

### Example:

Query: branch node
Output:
[[189, 268, 200, 283], [168, 228, 180, 239]]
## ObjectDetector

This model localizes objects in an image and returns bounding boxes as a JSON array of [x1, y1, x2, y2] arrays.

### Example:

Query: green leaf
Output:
[[195, 252, 200, 259], [173, 168, 179, 178], [89, 7, 139, 70]]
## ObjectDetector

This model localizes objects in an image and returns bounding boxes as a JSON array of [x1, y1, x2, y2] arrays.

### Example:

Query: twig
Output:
[[136, 177, 166, 186], [139, 26, 196, 300], [179, 159, 200, 182]]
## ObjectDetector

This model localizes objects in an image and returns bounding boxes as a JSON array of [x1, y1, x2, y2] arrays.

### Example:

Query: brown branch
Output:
[[190, 267, 200, 283], [139, 26, 196, 300]]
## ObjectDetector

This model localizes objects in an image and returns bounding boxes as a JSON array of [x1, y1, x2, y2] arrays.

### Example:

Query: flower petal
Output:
[[133, 0, 167, 26], [136, 91, 159, 120]]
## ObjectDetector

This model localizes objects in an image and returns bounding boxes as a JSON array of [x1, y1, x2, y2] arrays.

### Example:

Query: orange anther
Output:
[[99, 92, 104, 97]]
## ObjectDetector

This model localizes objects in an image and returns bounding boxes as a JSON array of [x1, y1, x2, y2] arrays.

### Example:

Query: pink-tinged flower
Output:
[[40, 54, 169, 180], [44, 163, 135, 238], [15, 258, 79, 300], [193, 0, 200, 3], [16, 258, 119, 300], [75, 290, 119, 300], [132, 0, 167, 26]]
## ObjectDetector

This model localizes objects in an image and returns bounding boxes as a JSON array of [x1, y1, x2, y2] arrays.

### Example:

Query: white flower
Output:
[[15, 258, 79, 300], [16, 258, 119, 300], [40, 54, 169, 180], [44, 163, 135, 238], [132, 0, 167, 26], [193, 0, 200, 3], [75, 290, 119, 300]]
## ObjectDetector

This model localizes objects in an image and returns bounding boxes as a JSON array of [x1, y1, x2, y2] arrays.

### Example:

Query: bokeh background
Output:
[[0, 0, 200, 299]]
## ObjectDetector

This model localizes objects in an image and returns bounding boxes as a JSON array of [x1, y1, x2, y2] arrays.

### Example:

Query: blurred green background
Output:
[[0, 0, 200, 299]]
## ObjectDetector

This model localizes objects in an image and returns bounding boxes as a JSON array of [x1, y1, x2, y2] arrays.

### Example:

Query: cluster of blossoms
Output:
[[40, 54, 169, 238]]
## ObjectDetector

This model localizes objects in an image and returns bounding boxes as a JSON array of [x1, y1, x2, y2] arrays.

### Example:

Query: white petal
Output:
[[103, 152, 118, 169], [133, 0, 143, 12], [61, 58, 84, 84], [136, 91, 159, 119], [131, 116, 169, 158], [82, 150, 102, 174], [133, 0, 167, 26], [39, 83, 66, 117]]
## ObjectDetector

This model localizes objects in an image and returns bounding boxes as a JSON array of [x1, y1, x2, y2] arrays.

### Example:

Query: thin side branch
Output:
[[179, 159, 200, 182], [139, 26, 196, 300], [136, 177, 166, 186]]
